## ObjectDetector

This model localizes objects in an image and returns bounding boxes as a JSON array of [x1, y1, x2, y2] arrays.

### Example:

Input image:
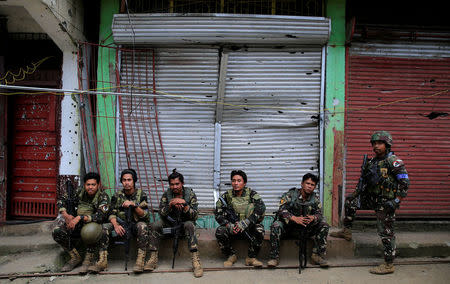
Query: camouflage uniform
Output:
[[105, 188, 150, 250], [215, 187, 266, 258], [52, 187, 110, 253], [148, 187, 199, 252], [343, 152, 409, 263], [269, 188, 329, 259]]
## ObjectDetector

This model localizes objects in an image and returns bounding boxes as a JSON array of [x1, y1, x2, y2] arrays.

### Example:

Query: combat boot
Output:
[[223, 254, 237, 267], [61, 248, 82, 272], [245, 257, 263, 268], [369, 262, 395, 274], [267, 258, 279, 268], [133, 248, 146, 273], [88, 250, 108, 273], [191, 251, 203, 278], [329, 227, 352, 241], [311, 253, 329, 268], [144, 251, 158, 272], [79, 252, 95, 274]]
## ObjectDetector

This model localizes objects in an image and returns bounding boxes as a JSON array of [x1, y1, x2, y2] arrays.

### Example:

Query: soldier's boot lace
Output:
[[329, 227, 352, 241], [79, 252, 95, 274], [144, 251, 158, 272], [61, 248, 82, 272], [311, 253, 329, 268], [88, 250, 108, 273], [245, 257, 263, 268], [223, 254, 237, 267], [133, 248, 146, 273], [369, 262, 395, 274], [191, 251, 203, 278], [267, 258, 279, 268]]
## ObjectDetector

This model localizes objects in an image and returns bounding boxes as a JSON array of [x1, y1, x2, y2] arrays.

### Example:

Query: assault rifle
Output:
[[115, 205, 134, 271], [219, 196, 256, 243], [65, 180, 76, 249], [65, 180, 76, 217], [162, 210, 184, 269], [297, 203, 308, 274], [355, 154, 368, 209]]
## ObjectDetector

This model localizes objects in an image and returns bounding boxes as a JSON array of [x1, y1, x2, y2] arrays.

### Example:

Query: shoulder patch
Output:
[[100, 204, 109, 213], [392, 159, 403, 167]]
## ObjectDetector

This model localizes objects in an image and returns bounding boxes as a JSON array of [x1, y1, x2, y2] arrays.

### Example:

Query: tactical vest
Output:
[[289, 188, 315, 216], [364, 153, 398, 199], [165, 187, 193, 204], [77, 188, 101, 216], [227, 188, 254, 221], [116, 188, 143, 221]]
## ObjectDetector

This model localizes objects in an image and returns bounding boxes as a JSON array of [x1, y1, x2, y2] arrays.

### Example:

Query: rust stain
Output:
[[332, 128, 344, 227]]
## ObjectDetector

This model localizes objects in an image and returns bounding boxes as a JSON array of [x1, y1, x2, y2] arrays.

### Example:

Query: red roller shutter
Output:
[[345, 54, 450, 218]]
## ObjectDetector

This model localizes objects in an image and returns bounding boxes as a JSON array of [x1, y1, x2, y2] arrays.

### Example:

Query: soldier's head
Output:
[[83, 172, 100, 196], [301, 173, 318, 195], [231, 170, 247, 193], [120, 168, 138, 193], [370, 130, 392, 157], [168, 169, 184, 195]]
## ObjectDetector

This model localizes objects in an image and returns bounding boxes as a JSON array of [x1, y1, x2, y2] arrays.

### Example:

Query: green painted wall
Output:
[[97, 0, 119, 196], [324, 0, 346, 224]]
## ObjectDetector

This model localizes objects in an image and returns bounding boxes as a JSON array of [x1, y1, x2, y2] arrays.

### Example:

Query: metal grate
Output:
[[125, 0, 323, 16], [11, 198, 56, 218]]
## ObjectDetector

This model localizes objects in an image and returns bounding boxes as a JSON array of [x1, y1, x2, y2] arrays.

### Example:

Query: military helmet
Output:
[[81, 222, 102, 245], [370, 131, 393, 146]]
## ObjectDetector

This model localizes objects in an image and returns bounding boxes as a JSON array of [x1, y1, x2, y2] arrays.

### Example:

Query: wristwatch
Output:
[[394, 198, 401, 205]]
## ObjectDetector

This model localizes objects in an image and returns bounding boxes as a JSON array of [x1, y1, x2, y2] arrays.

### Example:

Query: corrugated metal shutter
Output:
[[221, 48, 322, 211], [112, 14, 330, 45], [119, 48, 219, 209], [345, 42, 450, 218]]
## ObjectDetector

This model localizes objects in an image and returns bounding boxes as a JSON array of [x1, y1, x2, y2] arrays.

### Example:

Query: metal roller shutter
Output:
[[346, 41, 450, 218], [118, 48, 219, 209], [221, 48, 323, 211]]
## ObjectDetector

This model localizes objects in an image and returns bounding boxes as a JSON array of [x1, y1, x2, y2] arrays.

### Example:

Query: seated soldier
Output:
[[52, 172, 110, 273], [146, 169, 203, 277], [267, 173, 329, 268], [215, 170, 266, 268], [104, 168, 150, 273]]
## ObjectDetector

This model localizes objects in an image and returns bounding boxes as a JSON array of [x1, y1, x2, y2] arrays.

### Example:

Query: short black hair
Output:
[[168, 169, 184, 183], [84, 172, 100, 184], [302, 173, 319, 184], [231, 170, 247, 183], [120, 168, 138, 183]]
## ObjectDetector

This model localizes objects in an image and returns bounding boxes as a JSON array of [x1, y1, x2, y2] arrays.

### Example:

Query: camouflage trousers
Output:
[[52, 220, 109, 253], [343, 195, 396, 263], [269, 219, 329, 259], [104, 221, 149, 250], [215, 223, 265, 258], [148, 220, 198, 252]]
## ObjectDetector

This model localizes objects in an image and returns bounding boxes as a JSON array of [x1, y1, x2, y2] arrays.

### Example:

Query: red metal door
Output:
[[10, 93, 58, 218], [345, 55, 450, 218]]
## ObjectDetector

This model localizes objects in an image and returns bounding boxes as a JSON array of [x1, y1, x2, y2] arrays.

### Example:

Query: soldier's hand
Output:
[[304, 215, 315, 224], [114, 224, 126, 237], [122, 200, 136, 208], [67, 216, 81, 230], [234, 219, 250, 234], [291, 216, 307, 226]]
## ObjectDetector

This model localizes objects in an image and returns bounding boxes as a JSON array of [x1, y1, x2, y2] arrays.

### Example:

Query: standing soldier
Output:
[[215, 170, 266, 268], [330, 131, 410, 274], [267, 173, 329, 268], [52, 172, 110, 273], [146, 169, 203, 277], [105, 168, 150, 273]]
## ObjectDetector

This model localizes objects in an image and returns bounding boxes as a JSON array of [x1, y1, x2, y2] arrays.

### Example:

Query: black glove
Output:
[[384, 198, 400, 212]]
